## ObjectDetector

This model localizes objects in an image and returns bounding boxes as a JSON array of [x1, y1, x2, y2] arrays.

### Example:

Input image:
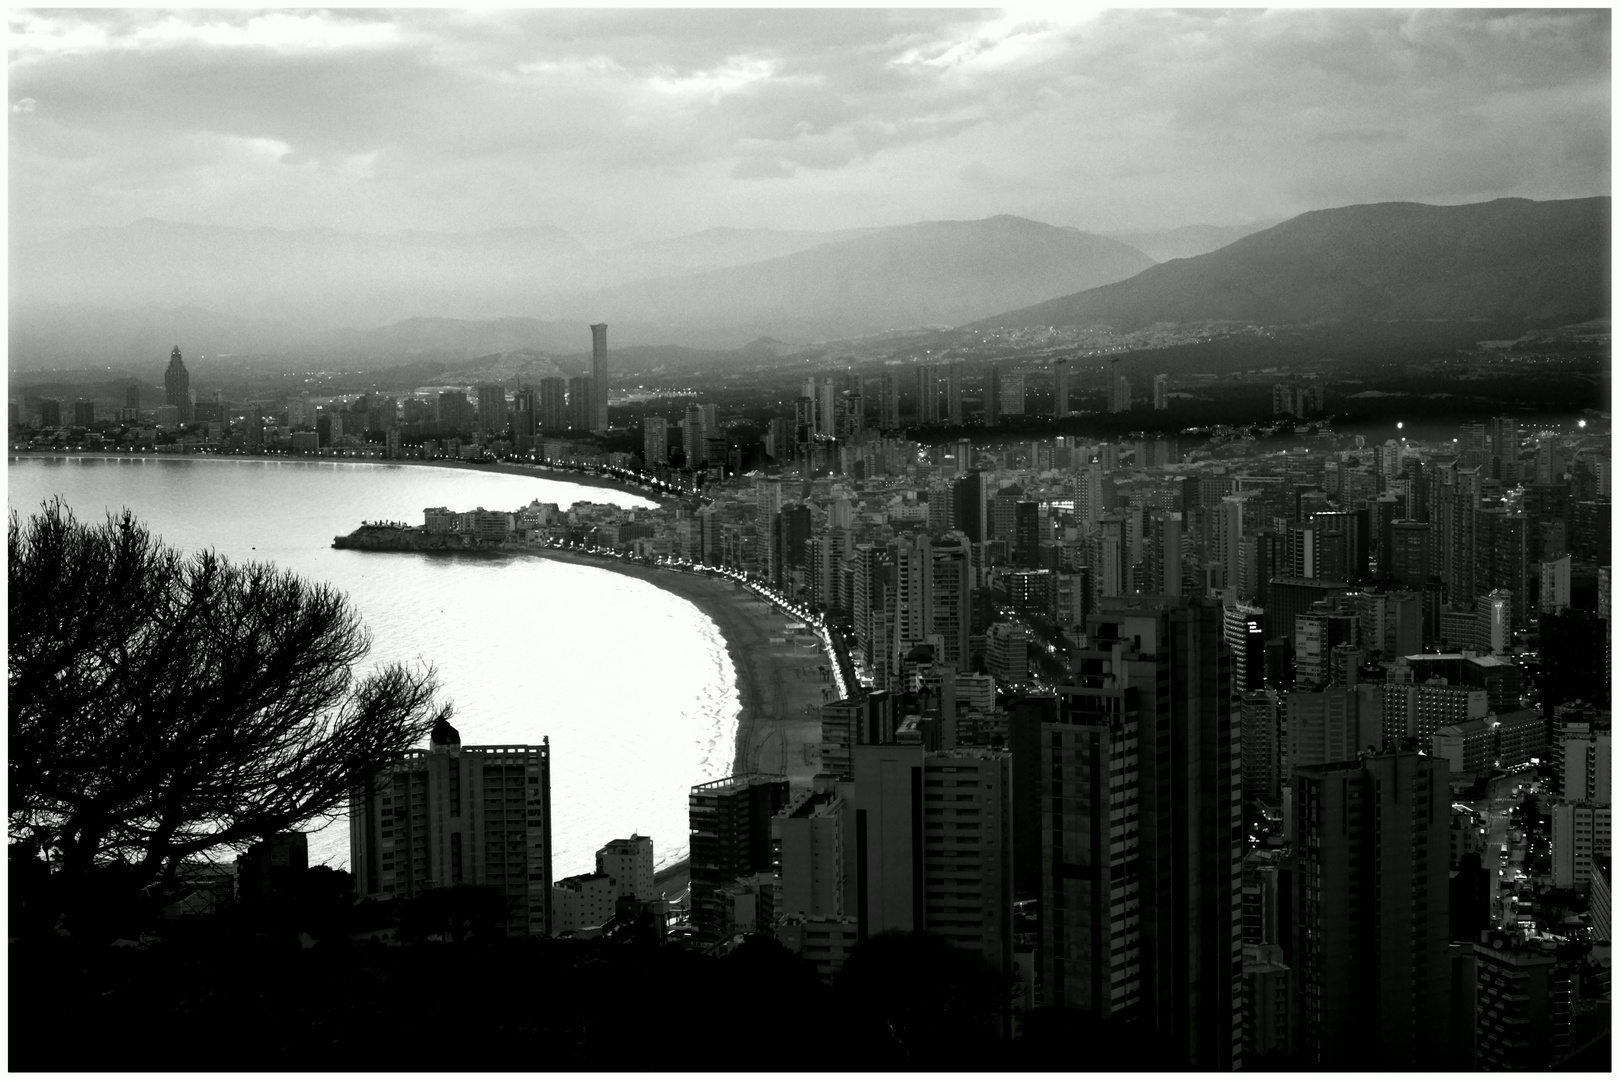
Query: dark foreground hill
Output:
[[972, 196, 1610, 333]]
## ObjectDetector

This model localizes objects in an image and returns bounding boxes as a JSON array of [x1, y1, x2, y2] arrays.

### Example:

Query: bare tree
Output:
[[9, 500, 451, 913]]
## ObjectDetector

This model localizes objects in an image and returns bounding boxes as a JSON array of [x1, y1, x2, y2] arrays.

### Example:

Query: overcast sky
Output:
[[9, 7, 1610, 249]]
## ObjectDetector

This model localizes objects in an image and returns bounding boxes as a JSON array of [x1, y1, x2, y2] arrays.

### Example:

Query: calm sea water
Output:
[[8, 456, 739, 876]]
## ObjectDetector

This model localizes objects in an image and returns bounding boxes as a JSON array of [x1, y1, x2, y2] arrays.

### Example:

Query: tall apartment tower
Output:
[[642, 416, 668, 466], [476, 383, 506, 439], [879, 371, 900, 430], [916, 363, 940, 424], [1291, 748, 1450, 1070], [984, 362, 1001, 428], [510, 387, 537, 447], [1053, 359, 1072, 418], [566, 376, 593, 431], [1041, 596, 1243, 1070], [688, 773, 789, 944], [589, 323, 609, 432], [852, 742, 1013, 973], [349, 719, 553, 936], [595, 834, 655, 902], [1153, 373, 1170, 410], [946, 361, 964, 425], [1110, 369, 1131, 414], [538, 377, 568, 432], [164, 346, 193, 423]]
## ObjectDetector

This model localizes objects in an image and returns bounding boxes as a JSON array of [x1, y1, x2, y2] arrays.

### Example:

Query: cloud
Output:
[[7, 8, 1610, 246], [730, 157, 796, 180], [11, 97, 36, 113]]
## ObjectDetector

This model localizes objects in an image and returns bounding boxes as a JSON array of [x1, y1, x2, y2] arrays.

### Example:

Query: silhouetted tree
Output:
[[9, 501, 450, 929]]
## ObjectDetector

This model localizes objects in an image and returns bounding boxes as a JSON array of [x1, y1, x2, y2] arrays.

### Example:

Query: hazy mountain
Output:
[[596, 225, 884, 276], [1102, 221, 1276, 262], [11, 218, 600, 330], [8, 302, 319, 371], [973, 197, 1610, 333], [553, 216, 1156, 343]]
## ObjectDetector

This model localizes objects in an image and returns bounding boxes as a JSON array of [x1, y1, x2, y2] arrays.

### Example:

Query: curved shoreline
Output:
[[6, 448, 673, 505], [517, 546, 831, 786]]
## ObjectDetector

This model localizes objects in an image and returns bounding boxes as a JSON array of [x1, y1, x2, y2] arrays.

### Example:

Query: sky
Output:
[[8, 7, 1611, 250]]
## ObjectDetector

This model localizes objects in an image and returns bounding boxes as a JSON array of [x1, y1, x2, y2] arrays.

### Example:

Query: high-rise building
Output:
[[683, 403, 717, 468], [946, 361, 964, 425], [1041, 596, 1242, 1070], [1110, 368, 1131, 414], [72, 400, 95, 427], [688, 774, 789, 944], [642, 416, 668, 466], [916, 363, 940, 424], [1153, 373, 1169, 410], [436, 390, 473, 435], [851, 742, 1013, 973], [476, 383, 506, 439], [565, 376, 594, 431], [1053, 359, 1072, 418], [1003, 369, 1026, 415], [589, 323, 609, 432], [510, 387, 537, 446], [350, 719, 553, 935], [1474, 937, 1575, 1070], [537, 377, 568, 433], [984, 362, 1001, 428], [1242, 689, 1285, 803], [879, 371, 900, 430], [164, 346, 193, 423], [596, 834, 655, 902], [1292, 749, 1450, 1070]]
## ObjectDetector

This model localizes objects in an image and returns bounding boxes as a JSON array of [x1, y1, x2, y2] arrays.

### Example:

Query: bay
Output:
[[7, 455, 739, 876]]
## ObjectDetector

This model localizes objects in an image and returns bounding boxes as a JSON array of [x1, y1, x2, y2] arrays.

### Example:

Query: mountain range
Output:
[[9, 196, 1610, 371], [974, 196, 1610, 333]]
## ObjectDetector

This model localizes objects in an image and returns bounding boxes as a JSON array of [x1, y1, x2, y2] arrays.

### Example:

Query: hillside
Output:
[[554, 215, 1155, 342], [974, 197, 1610, 333]]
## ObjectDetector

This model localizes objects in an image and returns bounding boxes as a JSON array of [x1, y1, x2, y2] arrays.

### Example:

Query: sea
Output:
[[7, 455, 741, 877]]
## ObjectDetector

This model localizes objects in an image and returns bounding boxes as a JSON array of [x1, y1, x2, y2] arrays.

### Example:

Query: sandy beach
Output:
[[534, 548, 834, 911], [528, 547, 832, 788]]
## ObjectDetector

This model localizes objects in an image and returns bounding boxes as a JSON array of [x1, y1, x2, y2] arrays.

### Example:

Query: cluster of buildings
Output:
[[10, 330, 618, 459], [29, 341, 1609, 1068], [360, 384, 1607, 1068]]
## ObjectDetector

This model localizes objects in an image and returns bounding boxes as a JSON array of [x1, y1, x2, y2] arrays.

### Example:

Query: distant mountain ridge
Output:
[[974, 196, 1610, 332], [1102, 221, 1277, 262], [552, 215, 1155, 342]]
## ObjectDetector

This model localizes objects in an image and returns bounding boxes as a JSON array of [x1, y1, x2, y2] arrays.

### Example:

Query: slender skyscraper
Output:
[[916, 363, 940, 424], [642, 415, 668, 466], [1153, 373, 1169, 410], [1041, 595, 1242, 1069], [1053, 359, 1071, 418], [879, 371, 900, 430], [164, 346, 193, 424], [985, 362, 1002, 427], [1291, 748, 1450, 1069], [946, 361, 963, 425], [1110, 362, 1131, 413], [590, 323, 609, 432], [476, 383, 506, 439]]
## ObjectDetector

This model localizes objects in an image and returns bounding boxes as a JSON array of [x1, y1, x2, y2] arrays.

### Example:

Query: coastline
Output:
[[525, 546, 831, 789], [5, 448, 674, 505]]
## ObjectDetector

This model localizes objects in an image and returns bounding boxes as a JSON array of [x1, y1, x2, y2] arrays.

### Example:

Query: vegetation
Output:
[[8, 501, 450, 935]]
